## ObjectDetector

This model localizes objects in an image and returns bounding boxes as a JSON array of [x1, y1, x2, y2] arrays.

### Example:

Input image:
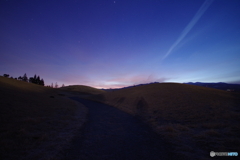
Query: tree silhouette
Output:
[[29, 77, 34, 83], [22, 73, 28, 82], [28, 74, 45, 86], [36, 76, 40, 85], [33, 74, 37, 83], [55, 82, 58, 88], [40, 78, 44, 86], [3, 74, 9, 78]]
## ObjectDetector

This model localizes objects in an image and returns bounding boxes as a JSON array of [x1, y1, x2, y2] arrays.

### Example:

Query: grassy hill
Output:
[[2, 77, 238, 159], [95, 83, 240, 159], [0, 76, 87, 159], [59, 85, 106, 95]]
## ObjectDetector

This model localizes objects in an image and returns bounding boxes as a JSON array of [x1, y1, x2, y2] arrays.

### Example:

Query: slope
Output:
[[59, 85, 105, 95], [100, 83, 240, 159], [0, 76, 87, 160]]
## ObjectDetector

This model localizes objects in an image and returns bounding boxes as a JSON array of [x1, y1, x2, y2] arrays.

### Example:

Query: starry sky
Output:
[[1, 0, 240, 88]]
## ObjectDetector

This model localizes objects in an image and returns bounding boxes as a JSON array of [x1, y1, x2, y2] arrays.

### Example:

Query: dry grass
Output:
[[22, 82, 239, 159], [59, 85, 106, 95], [7, 76, 239, 159], [88, 83, 240, 159], [0, 76, 88, 160]]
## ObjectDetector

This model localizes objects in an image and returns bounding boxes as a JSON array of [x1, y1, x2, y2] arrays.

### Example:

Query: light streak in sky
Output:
[[162, 0, 214, 60]]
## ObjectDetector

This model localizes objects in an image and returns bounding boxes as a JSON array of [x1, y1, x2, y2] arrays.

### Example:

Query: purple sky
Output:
[[1, 0, 240, 88]]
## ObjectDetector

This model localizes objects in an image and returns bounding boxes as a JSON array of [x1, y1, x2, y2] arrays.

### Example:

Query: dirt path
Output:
[[63, 97, 177, 160]]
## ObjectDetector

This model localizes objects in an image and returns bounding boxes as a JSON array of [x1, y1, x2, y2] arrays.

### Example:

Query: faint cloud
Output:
[[162, 0, 214, 60]]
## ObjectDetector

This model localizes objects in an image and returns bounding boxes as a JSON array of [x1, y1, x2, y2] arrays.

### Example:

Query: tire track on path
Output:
[[64, 97, 177, 160]]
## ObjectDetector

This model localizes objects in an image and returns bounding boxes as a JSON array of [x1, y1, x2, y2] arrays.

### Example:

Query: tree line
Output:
[[3, 73, 65, 88], [3, 73, 45, 86]]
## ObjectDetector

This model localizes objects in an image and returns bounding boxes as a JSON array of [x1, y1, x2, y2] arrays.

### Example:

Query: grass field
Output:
[[0, 76, 87, 160], [59, 85, 106, 95], [1, 77, 239, 159], [86, 83, 240, 159]]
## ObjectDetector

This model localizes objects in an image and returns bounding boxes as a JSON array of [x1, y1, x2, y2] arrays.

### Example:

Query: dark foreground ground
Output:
[[63, 98, 183, 160]]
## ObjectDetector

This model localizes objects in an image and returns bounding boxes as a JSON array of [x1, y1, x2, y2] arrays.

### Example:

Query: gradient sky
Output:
[[1, 0, 240, 88]]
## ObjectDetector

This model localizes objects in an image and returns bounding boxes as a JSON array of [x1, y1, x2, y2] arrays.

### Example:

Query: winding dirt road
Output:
[[63, 98, 178, 160]]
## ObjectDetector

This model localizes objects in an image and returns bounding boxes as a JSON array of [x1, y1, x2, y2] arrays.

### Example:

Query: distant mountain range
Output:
[[183, 82, 240, 92], [103, 82, 240, 92]]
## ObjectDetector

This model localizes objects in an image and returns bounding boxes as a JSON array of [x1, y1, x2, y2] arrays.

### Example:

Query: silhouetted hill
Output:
[[183, 82, 240, 92], [59, 85, 106, 95], [92, 82, 240, 159], [0, 76, 87, 159]]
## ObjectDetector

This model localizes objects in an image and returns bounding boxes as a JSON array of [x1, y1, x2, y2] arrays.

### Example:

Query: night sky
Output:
[[1, 0, 240, 88]]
